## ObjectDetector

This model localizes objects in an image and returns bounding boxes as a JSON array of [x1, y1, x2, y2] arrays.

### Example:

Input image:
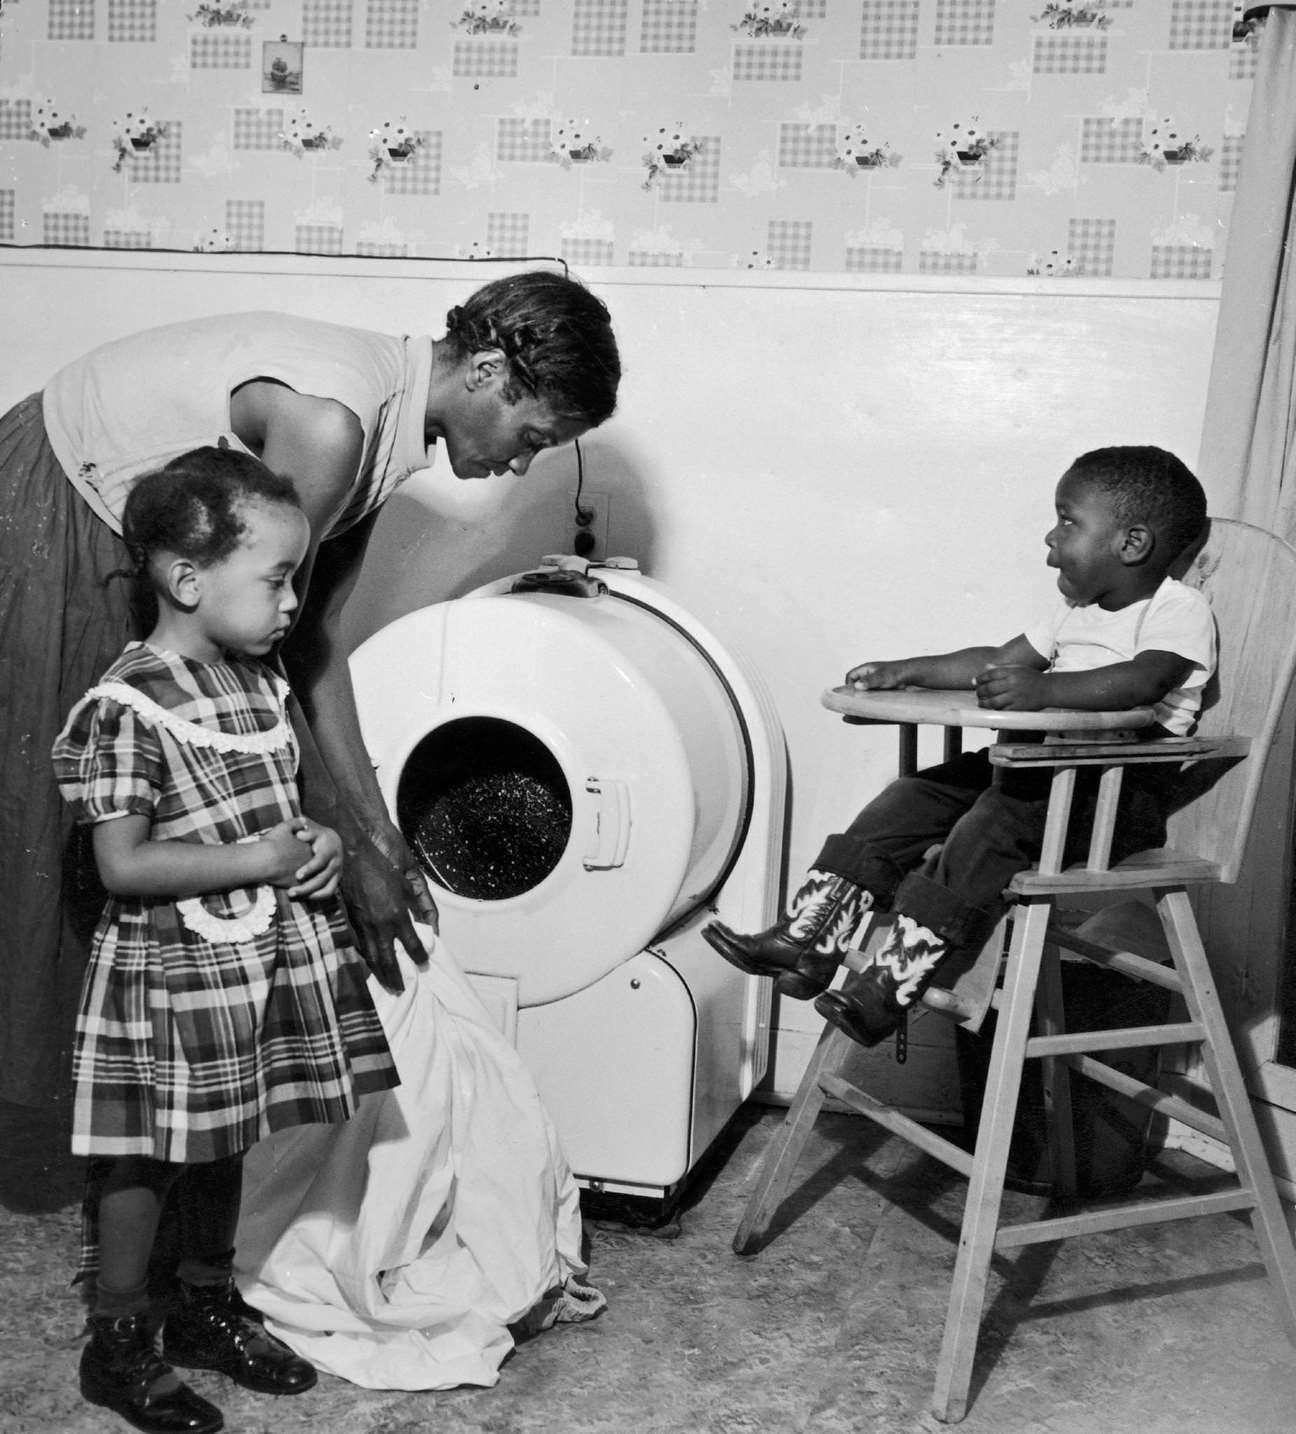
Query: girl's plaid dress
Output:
[[51, 642, 398, 1166]]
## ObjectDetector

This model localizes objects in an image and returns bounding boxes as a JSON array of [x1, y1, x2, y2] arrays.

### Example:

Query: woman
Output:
[[0, 268, 621, 1108]]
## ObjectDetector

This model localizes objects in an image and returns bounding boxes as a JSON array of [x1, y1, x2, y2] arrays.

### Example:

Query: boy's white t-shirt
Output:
[[1021, 575, 1217, 736]]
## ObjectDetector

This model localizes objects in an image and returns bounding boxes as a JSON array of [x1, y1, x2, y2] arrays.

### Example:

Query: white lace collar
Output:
[[86, 680, 292, 756]]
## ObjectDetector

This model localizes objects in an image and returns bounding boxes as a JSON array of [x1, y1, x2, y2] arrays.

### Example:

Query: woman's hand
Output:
[[367, 816, 440, 932], [973, 663, 1050, 711], [339, 818, 436, 993], [285, 817, 344, 900]]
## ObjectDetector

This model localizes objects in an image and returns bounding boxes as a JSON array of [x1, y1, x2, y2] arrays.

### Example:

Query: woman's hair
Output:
[[1067, 445, 1208, 562], [443, 269, 621, 428], [122, 446, 300, 585]]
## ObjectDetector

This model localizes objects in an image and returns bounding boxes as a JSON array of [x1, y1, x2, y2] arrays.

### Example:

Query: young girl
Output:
[[52, 446, 400, 1434]]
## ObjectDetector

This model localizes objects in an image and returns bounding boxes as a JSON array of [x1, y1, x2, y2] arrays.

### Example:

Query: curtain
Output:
[[1197, 7, 1296, 1073], [1197, 5, 1296, 535]]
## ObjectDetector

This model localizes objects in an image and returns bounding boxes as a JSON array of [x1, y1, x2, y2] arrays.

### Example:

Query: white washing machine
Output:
[[349, 555, 786, 1203]]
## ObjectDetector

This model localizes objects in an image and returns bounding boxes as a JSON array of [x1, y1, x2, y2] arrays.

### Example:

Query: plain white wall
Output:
[[0, 252, 1220, 1101]]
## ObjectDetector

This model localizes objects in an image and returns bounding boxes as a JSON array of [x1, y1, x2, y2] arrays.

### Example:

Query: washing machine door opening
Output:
[[397, 716, 573, 901]]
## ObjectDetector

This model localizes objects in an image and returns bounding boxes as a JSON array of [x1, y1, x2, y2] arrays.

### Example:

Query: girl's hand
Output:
[[286, 818, 344, 900], [973, 664, 1049, 711], [846, 659, 909, 690], [260, 819, 317, 886]]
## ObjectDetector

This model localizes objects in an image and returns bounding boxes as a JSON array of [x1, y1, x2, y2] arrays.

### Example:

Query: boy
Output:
[[704, 446, 1215, 1048]]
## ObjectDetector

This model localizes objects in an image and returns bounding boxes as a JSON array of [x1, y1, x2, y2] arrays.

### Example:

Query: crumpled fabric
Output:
[[235, 923, 600, 1390]]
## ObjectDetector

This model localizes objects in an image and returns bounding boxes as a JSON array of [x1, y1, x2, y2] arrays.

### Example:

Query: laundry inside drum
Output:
[[396, 717, 573, 900]]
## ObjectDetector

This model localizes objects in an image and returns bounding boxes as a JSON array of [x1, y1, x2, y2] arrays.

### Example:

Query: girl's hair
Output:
[[1067, 445, 1208, 563], [443, 269, 621, 428], [122, 446, 300, 589]]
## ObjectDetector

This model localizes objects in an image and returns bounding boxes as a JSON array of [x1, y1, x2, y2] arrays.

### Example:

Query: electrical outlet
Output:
[[569, 488, 610, 559]]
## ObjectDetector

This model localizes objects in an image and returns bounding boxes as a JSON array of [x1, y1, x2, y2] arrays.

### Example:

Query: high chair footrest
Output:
[[1062, 1053, 1228, 1144], [818, 1074, 975, 1178], [1026, 1021, 1203, 1057], [995, 1187, 1262, 1250]]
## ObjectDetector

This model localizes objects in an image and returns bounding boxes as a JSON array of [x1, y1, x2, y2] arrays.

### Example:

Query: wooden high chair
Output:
[[732, 517, 1296, 1423]]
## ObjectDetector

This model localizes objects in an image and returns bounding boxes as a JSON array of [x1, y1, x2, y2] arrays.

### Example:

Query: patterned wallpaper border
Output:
[[0, 0, 1259, 278]]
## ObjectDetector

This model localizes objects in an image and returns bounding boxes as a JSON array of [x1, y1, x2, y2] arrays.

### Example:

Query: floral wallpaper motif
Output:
[[0, 0, 1257, 277]]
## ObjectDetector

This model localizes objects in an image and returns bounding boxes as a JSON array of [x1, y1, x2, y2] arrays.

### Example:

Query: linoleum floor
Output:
[[2, 1097, 1294, 1434]]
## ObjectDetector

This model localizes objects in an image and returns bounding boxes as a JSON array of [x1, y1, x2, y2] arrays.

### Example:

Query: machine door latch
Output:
[[583, 777, 631, 869], [512, 554, 608, 599]]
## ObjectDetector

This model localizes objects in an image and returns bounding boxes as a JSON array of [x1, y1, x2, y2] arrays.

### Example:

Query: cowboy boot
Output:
[[702, 870, 870, 999], [163, 1278, 316, 1396], [80, 1311, 224, 1434], [814, 913, 948, 1046]]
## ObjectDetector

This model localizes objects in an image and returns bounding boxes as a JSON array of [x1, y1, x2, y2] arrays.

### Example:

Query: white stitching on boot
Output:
[[875, 914, 945, 1006]]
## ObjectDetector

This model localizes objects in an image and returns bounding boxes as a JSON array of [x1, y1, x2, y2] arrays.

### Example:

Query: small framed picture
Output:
[[262, 38, 304, 94]]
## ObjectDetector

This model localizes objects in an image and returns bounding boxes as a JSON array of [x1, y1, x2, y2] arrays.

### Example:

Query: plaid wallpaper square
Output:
[[1150, 243, 1213, 279], [778, 123, 837, 170], [732, 40, 804, 83], [497, 117, 552, 163], [950, 131, 1018, 202], [225, 198, 266, 249], [103, 228, 151, 247], [766, 218, 813, 270], [1216, 133, 1244, 193], [233, 108, 284, 150], [845, 245, 904, 273], [627, 248, 684, 266], [1068, 217, 1118, 277], [189, 33, 254, 69], [933, 0, 995, 48], [1168, 0, 1231, 48], [640, 0, 698, 54], [295, 222, 345, 254], [1032, 34, 1108, 74], [859, 0, 920, 60], [0, 100, 32, 141], [121, 120, 182, 183], [452, 37, 519, 77], [381, 131, 441, 194], [302, 0, 353, 47], [572, 0, 628, 56], [1080, 117, 1143, 165], [920, 249, 979, 274], [47, 0, 94, 41], [365, 0, 419, 48], [106, 0, 155, 43], [656, 136, 720, 203], [486, 210, 530, 254], [42, 211, 90, 244], [562, 236, 615, 266]]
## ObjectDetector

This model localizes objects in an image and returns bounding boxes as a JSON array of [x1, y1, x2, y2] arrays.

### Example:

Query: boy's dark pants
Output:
[[813, 748, 1173, 955]]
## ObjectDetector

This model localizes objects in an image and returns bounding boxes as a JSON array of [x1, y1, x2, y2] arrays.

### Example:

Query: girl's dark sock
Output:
[[175, 1154, 244, 1284], [95, 1156, 179, 1295], [91, 1276, 150, 1320], [176, 1249, 236, 1288]]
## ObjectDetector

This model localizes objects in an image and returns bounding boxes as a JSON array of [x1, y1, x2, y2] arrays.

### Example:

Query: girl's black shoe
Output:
[[164, 1279, 316, 1396], [80, 1312, 224, 1434]]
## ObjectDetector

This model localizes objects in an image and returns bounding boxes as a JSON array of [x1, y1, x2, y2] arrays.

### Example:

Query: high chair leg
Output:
[[732, 1016, 859, 1255], [931, 897, 1051, 1424], [1156, 888, 1296, 1343]]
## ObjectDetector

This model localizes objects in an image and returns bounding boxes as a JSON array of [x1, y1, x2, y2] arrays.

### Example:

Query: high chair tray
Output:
[[822, 686, 1156, 733]]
